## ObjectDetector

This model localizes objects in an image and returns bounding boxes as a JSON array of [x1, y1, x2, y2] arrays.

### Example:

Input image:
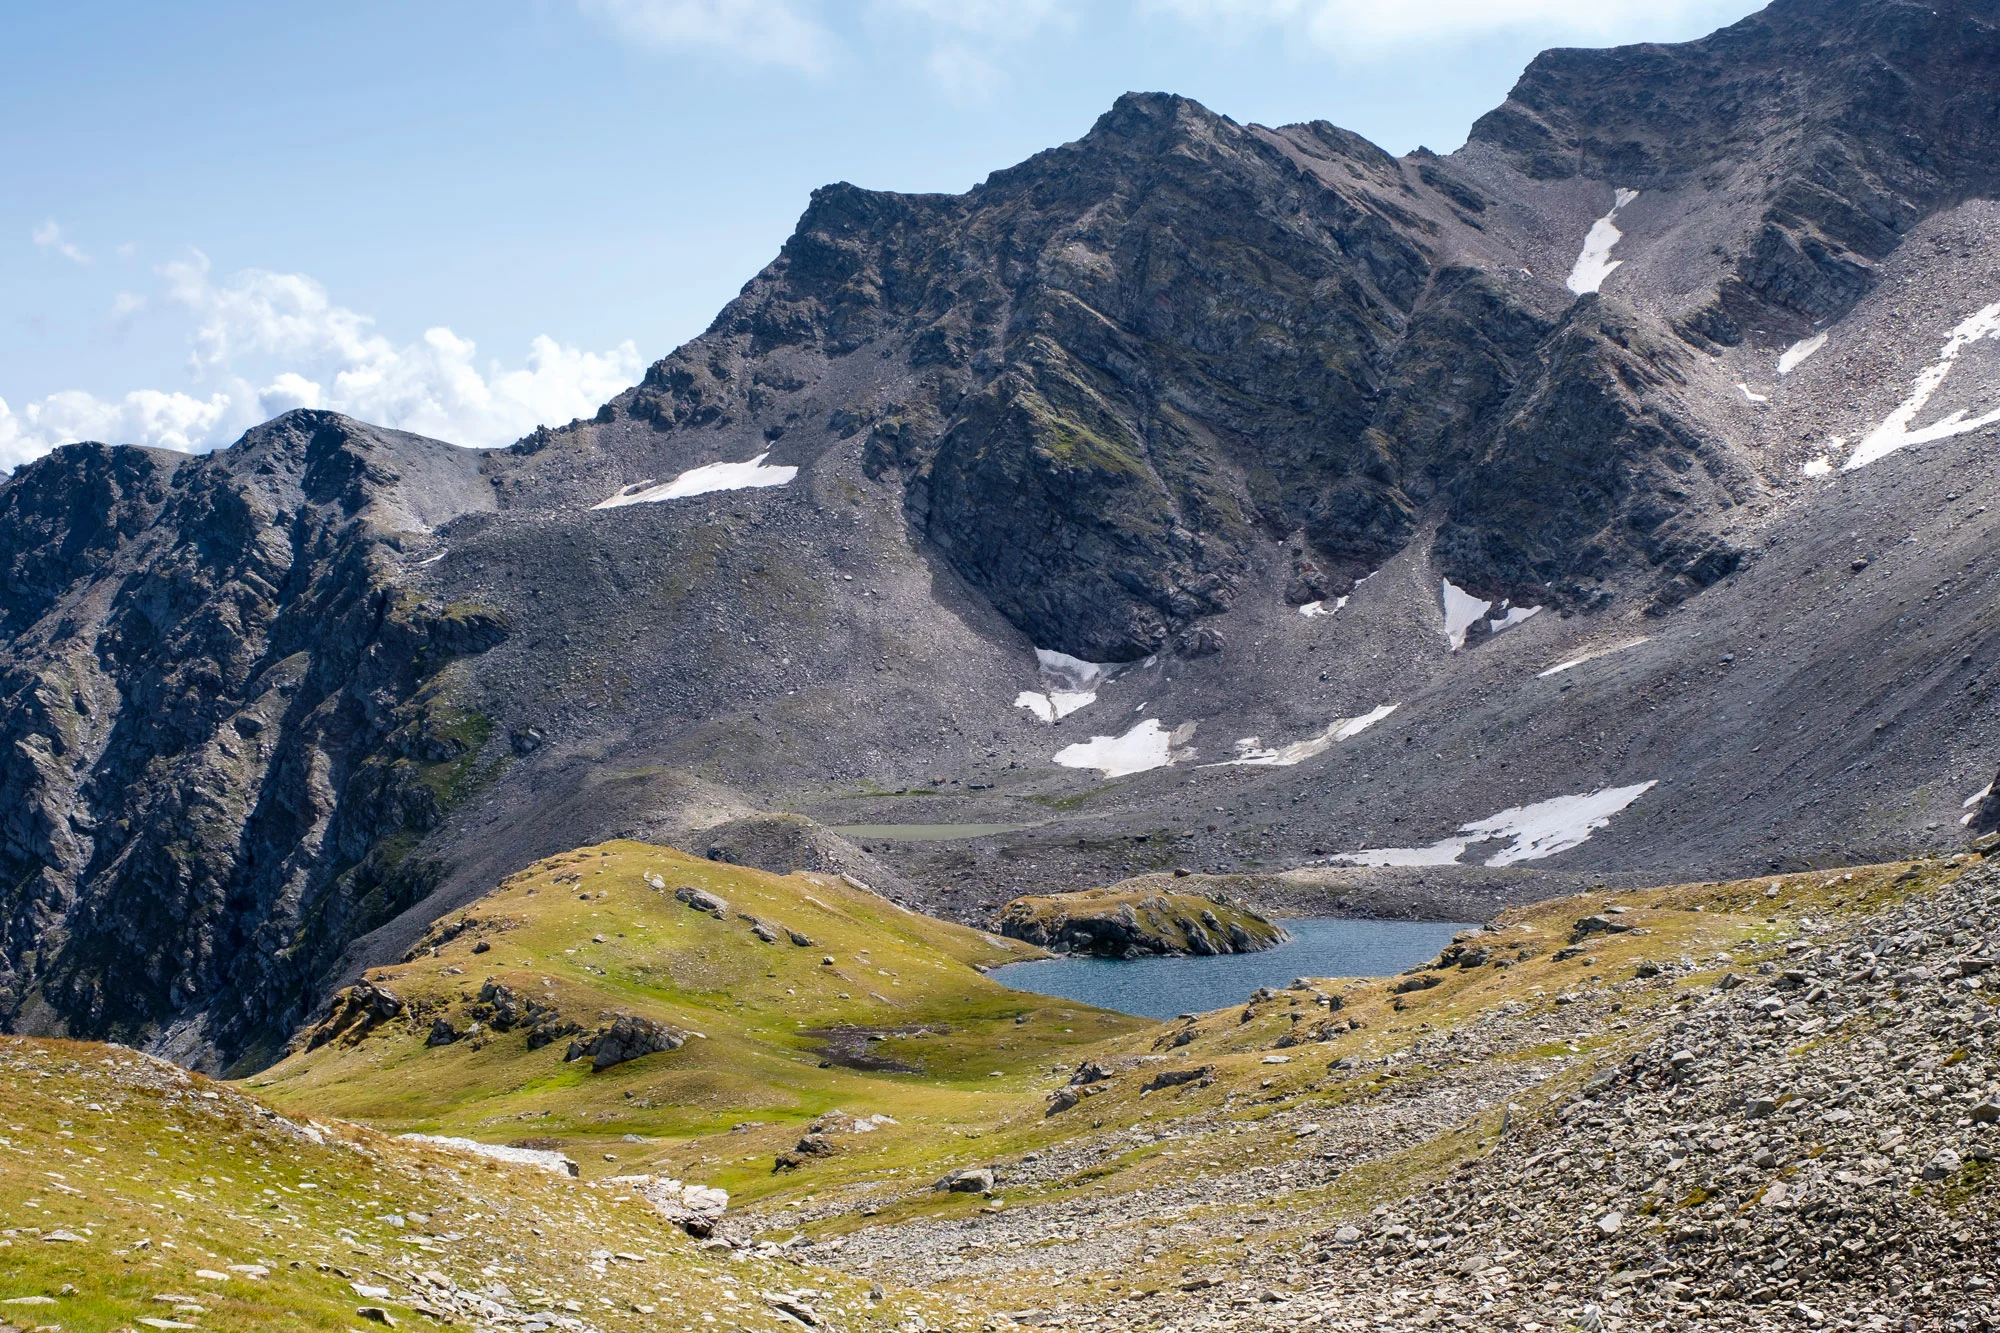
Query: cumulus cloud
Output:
[[1143, 0, 1722, 47], [579, 0, 835, 71], [32, 219, 91, 266], [1, 253, 643, 473], [0, 390, 233, 471]]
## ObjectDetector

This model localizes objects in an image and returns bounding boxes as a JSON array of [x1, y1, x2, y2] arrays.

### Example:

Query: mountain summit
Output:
[[5, 0, 2000, 1069]]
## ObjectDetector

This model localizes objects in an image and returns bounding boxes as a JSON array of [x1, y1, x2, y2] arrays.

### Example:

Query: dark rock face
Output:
[[0, 413, 502, 1070], [1469, 0, 2000, 344]]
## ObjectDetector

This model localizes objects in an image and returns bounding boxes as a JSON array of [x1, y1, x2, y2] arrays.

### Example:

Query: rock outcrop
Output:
[[997, 886, 1285, 957], [564, 1014, 687, 1071]]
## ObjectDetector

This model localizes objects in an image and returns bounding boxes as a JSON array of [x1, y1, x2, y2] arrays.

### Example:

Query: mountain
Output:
[[6, 0, 2000, 1070]]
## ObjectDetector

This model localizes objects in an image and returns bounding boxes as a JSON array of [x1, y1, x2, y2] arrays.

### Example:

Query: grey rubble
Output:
[[803, 861, 2000, 1332]]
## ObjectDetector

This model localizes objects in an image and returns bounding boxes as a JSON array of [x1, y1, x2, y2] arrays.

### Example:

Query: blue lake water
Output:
[[990, 918, 1473, 1020]]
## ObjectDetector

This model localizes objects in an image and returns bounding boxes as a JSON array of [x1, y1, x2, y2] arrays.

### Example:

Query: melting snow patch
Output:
[[1802, 456, 1834, 478], [400, 1134, 578, 1177], [1565, 188, 1638, 295], [1015, 648, 1116, 722], [1537, 638, 1648, 678], [592, 453, 798, 509], [1846, 300, 2000, 471], [1441, 579, 1492, 650], [1328, 781, 1657, 869], [1052, 718, 1192, 777], [1298, 595, 1349, 618], [1962, 782, 1993, 826], [1209, 704, 1399, 768], [1488, 604, 1541, 633], [1736, 383, 1770, 404], [1778, 333, 1828, 374]]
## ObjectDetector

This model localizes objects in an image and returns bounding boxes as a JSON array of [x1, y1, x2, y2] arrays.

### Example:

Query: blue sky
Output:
[[1, 0, 1760, 470]]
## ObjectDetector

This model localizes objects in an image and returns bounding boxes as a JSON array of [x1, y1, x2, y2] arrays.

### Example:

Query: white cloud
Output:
[[579, 0, 834, 71], [0, 389, 233, 471], [1141, 0, 1721, 48], [1, 253, 644, 473], [32, 218, 91, 266]]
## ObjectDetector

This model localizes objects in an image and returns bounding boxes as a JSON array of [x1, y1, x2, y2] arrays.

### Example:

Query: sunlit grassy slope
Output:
[[253, 839, 1971, 1252], [0, 1039, 958, 1333], [2, 845, 1972, 1330], [251, 841, 1148, 1206]]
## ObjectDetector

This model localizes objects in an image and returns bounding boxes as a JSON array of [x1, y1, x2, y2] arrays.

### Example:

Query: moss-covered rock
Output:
[[996, 886, 1286, 958]]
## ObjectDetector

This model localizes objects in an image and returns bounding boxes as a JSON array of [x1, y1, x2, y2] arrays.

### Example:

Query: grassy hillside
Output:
[[250, 841, 1148, 1208], [0, 1039, 959, 1333]]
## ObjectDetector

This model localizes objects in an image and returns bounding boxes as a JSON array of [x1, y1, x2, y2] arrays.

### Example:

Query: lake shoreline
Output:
[[990, 916, 1473, 1020]]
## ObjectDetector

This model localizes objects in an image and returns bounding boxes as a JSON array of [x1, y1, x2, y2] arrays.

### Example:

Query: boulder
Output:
[[938, 1167, 996, 1194], [675, 886, 729, 916], [1141, 1066, 1213, 1093], [564, 1015, 687, 1071]]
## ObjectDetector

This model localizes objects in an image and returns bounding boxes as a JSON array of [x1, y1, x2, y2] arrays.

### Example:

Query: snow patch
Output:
[[1298, 595, 1349, 618], [1965, 783, 1992, 809], [1801, 456, 1833, 478], [1441, 579, 1492, 650], [1846, 301, 2000, 471], [1488, 604, 1541, 633], [400, 1134, 578, 1177], [1210, 704, 1399, 768], [1052, 718, 1192, 777], [1565, 188, 1638, 295], [1736, 383, 1770, 404], [1778, 333, 1827, 375], [592, 453, 798, 509], [1537, 638, 1648, 678], [1328, 782, 1657, 868], [1015, 648, 1117, 722]]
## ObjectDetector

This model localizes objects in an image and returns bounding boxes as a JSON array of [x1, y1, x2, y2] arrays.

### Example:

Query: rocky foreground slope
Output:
[[7, 0, 2000, 1069], [2, 848, 1996, 1331]]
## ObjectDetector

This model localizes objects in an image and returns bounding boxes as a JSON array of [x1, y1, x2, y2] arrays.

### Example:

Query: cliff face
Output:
[[0, 413, 504, 1069], [1469, 0, 2000, 344], [596, 88, 1760, 654]]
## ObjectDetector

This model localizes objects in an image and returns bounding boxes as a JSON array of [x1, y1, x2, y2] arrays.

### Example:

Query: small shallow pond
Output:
[[991, 917, 1472, 1020]]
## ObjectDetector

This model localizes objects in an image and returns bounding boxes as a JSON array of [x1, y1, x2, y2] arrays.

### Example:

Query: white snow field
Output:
[[1441, 579, 1492, 650], [1212, 703, 1399, 768], [1963, 782, 1993, 826], [1015, 647, 1115, 721], [1565, 188, 1639, 295], [1736, 383, 1770, 403], [592, 453, 798, 509], [1328, 781, 1658, 869], [1778, 332, 1828, 374], [1488, 604, 1541, 633], [1802, 456, 1834, 478], [1537, 637, 1648, 678], [1052, 717, 1190, 777], [1845, 300, 2000, 471]]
